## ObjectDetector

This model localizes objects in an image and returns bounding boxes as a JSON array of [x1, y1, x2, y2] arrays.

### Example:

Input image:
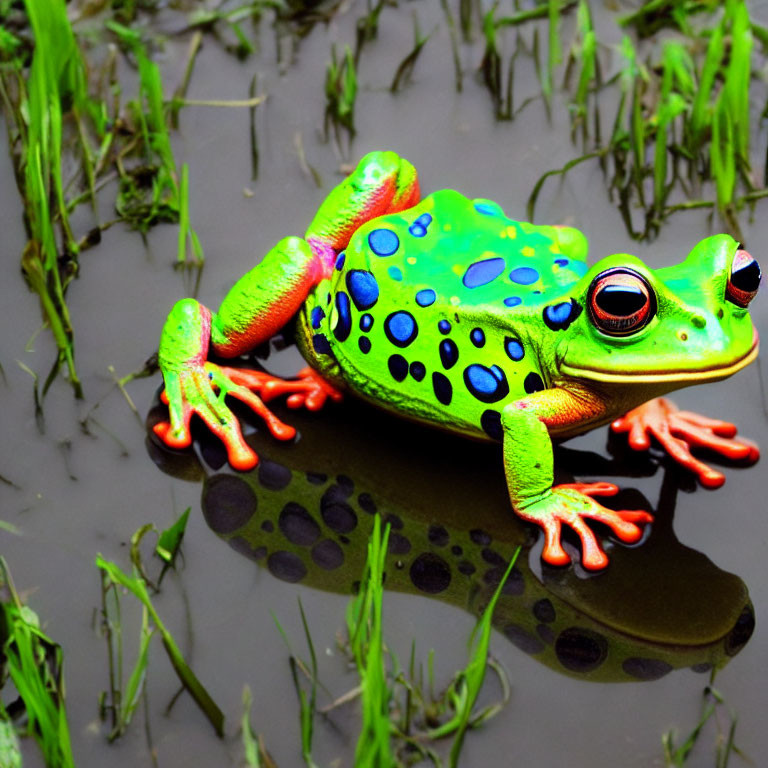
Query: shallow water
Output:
[[2, 3, 768, 766]]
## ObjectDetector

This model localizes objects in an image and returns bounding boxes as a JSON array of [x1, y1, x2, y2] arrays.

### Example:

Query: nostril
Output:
[[691, 315, 706, 329]]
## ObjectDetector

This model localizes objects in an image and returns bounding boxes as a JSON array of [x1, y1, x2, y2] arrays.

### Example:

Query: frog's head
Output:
[[557, 235, 760, 389]]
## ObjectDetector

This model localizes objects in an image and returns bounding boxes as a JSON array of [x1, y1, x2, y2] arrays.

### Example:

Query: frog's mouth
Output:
[[561, 331, 759, 384]]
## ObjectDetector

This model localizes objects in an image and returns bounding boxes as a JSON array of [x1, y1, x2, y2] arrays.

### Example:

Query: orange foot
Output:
[[611, 397, 759, 489]]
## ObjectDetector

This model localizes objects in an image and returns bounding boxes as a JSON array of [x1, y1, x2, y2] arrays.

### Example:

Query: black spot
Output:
[[503, 624, 545, 655], [690, 663, 713, 674], [439, 339, 459, 369], [383, 513, 404, 530], [410, 553, 452, 594], [267, 551, 307, 583], [470, 328, 485, 347], [337, 475, 354, 495], [261, 520, 274, 533], [333, 291, 353, 342], [278, 502, 321, 546], [409, 361, 426, 381], [321, 487, 358, 533], [388, 533, 412, 555], [621, 658, 673, 681], [202, 475, 257, 534], [470, 529, 491, 546], [228, 537, 267, 562], [360, 313, 374, 332], [311, 539, 344, 570], [346, 269, 379, 310], [432, 372, 453, 405], [306, 471, 327, 485], [428, 525, 449, 547], [480, 409, 503, 441], [523, 372, 545, 394], [358, 493, 377, 514], [533, 598, 556, 623], [451, 545, 463, 556], [359, 336, 372, 354], [555, 627, 608, 673], [458, 560, 476, 576], [388, 354, 409, 382], [483, 566, 524, 595], [725, 605, 755, 656], [384, 310, 418, 348], [536, 624, 555, 644], [481, 548, 505, 566], [312, 333, 332, 355], [257, 460, 292, 491]]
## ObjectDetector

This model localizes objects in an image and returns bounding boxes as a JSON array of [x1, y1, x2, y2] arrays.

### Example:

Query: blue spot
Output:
[[312, 334, 331, 355], [555, 258, 569, 267], [438, 319, 451, 335], [510, 267, 539, 285], [463, 364, 510, 404], [416, 288, 436, 307], [368, 228, 400, 256], [359, 313, 374, 332], [439, 339, 459, 370], [334, 251, 346, 270], [543, 299, 582, 331], [480, 410, 503, 441], [504, 297, 522, 308], [311, 307, 325, 329], [384, 311, 418, 348], [432, 372, 453, 405], [333, 291, 352, 342], [326, 292, 332, 305], [470, 328, 485, 348], [410, 361, 426, 381], [409, 213, 432, 237], [474, 201, 501, 216], [358, 336, 371, 354], [524, 372, 545, 393], [463, 257, 506, 289], [346, 270, 379, 310], [388, 266, 403, 281], [388, 354, 409, 382], [505, 337, 525, 361]]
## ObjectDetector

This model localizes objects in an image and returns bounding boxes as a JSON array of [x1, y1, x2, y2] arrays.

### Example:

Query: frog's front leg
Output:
[[501, 389, 653, 570], [611, 397, 760, 489]]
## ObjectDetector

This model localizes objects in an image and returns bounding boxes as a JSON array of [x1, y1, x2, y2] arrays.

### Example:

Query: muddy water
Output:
[[1, 3, 767, 766]]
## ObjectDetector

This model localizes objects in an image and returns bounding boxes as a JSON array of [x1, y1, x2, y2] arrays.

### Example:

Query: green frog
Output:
[[155, 151, 760, 570]]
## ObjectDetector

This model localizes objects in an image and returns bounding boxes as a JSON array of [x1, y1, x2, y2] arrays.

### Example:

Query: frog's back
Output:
[[300, 189, 588, 440]]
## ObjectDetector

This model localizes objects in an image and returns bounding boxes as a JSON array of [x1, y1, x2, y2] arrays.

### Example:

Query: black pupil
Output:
[[732, 260, 761, 292], [595, 284, 646, 317]]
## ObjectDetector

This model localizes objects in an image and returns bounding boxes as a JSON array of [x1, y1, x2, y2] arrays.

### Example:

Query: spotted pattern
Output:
[[555, 627, 608, 672], [504, 296, 522, 308], [409, 361, 426, 381], [524, 372, 545, 394], [463, 257, 506, 289], [409, 212, 432, 237], [335, 252, 346, 270], [258, 460, 292, 491], [480, 409, 503, 441], [268, 551, 307, 583], [410, 552, 451, 594], [416, 288, 436, 307], [510, 267, 539, 285], [438, 319, 451, 335], [388, 354, 409, 382], [202, 475, 257, 534], [543, 299, 582, 331], [439, 339, 459, 369], [311, 307, 325, 329], [311, 539, 344, 570], [504, 336, 525, 362], [360, 313, 374, 332], [312, 334, 331, 355], [470, 328, 485, 347], [279, 502, 321, 546], [432, 372, 452, 405], [333, 291, 352, 342], [388, 266, 403, 281], [359, 337, 371, 354]]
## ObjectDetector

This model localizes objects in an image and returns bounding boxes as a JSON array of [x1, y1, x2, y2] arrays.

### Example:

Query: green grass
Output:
[[324, 43, 357, 157]]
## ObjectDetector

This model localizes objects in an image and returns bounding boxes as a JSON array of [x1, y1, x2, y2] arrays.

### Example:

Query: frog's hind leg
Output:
[[306, 150, 420, 274]]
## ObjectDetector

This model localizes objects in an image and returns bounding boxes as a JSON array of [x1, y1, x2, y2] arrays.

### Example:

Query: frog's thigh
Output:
[[305, 150, 419, 265], [500, 402, 555, 508]]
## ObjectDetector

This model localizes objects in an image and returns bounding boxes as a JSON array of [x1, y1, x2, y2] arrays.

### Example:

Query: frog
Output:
[[154, 150, 761, 571]]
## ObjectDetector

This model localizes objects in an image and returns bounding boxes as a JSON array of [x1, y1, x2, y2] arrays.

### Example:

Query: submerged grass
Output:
[[0, 557, 75, 768]]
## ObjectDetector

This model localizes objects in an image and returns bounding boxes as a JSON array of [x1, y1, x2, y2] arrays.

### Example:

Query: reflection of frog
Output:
[[147, 398, 756, 682], [155, 151, 760, 570]]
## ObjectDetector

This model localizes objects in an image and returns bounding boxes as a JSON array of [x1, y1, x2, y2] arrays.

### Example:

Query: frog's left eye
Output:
[[726, 249, 760, 308], [588, 268, 656, 336]]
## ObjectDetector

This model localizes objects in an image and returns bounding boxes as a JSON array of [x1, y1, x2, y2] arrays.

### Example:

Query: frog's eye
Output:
[[726, 249, 760, 308], [588, 268, 656, 336]]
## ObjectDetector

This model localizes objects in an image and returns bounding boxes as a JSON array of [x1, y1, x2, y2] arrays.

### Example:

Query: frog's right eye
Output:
[[588, 268, 656, 336], [726, 249, 760, 308]]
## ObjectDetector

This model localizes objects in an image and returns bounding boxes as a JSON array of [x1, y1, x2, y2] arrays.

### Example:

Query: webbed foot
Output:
[[515, 482, 653, 570], [611, 397, 759, 489]]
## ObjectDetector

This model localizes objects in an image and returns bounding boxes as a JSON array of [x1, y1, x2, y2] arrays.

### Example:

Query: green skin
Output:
[[156, 151, 760, 571]]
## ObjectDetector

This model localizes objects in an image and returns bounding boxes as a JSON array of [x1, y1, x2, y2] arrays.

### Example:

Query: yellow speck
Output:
[[452, 264, 464, 275], [549, 244, 560, 253], [521, 246, 535, 257], [499, 230, 507, 238], [450, 295, 461, 305], [406, 256, 417, 265], [506, 226, 517, 238], [443, 223, 452, 232]]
